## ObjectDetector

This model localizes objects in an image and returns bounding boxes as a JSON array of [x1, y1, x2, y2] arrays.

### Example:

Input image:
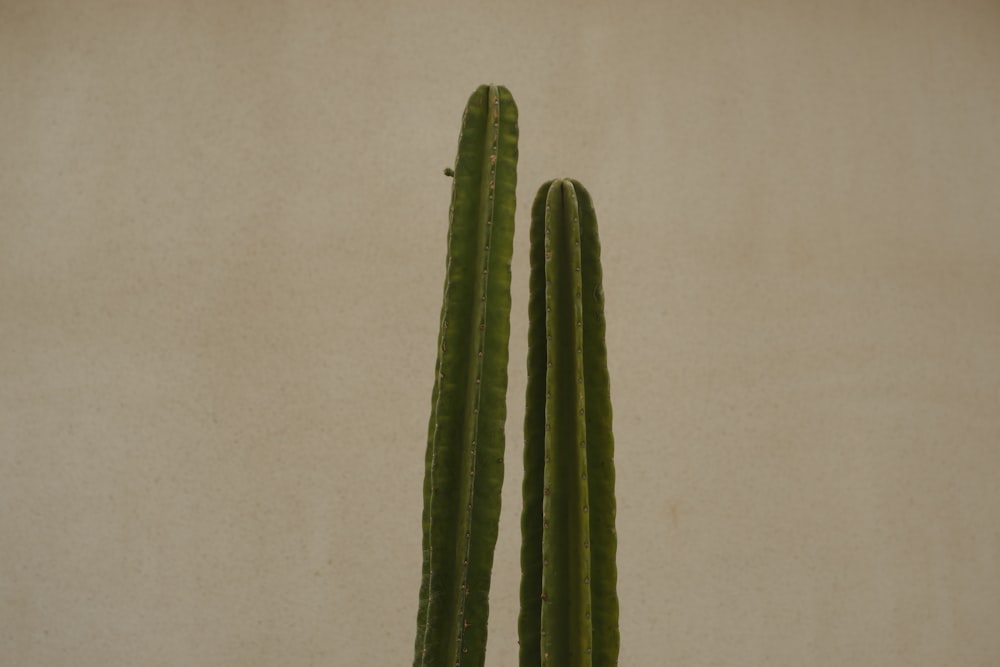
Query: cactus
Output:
[[413, 84, 518, 667], [519, 179, 619, 667]]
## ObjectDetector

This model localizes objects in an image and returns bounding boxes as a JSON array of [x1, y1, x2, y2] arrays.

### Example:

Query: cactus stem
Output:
[[520, 179, 619, 666], [414, 85, 518, 667]]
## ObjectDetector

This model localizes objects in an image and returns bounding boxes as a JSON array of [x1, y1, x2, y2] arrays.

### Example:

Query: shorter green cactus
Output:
[[519, 179, 619, 667]]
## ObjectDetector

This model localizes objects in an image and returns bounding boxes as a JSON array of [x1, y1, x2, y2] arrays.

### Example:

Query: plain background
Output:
[[2, 1, 999, 665]]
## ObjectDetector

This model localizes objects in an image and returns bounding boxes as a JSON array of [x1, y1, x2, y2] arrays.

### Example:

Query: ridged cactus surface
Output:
[[519, 179, 619, 667], [414, 84, 518, 667]]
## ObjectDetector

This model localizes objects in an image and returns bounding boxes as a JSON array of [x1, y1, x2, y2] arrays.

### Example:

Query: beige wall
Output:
[[3, 1, 999, 665]]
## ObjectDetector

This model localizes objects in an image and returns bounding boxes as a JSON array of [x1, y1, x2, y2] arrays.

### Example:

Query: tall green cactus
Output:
[[519, 179, 619, 667], [414, 84, 518, 667]]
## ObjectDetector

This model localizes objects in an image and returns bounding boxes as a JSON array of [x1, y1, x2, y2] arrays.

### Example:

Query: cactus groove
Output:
[[414, 84, 518, 667], [520, 179, 619, 667]]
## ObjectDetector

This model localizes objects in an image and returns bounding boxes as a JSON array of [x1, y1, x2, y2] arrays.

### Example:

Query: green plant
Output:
[[519, 179, 619, 666], [413, 87, 618, 667], [413, 84, 519, 667]]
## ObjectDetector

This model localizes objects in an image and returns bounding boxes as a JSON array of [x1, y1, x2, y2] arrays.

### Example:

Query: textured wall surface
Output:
[[2, 1, 999, 665]]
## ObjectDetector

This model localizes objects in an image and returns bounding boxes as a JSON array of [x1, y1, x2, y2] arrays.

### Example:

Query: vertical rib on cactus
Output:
[[414, 84, 518, 667], [520, 179, 619, 667]]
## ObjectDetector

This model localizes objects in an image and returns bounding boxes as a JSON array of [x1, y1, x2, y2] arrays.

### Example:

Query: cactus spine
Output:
[[519, 179, 619, 667], [414, 85, 518, 667]]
